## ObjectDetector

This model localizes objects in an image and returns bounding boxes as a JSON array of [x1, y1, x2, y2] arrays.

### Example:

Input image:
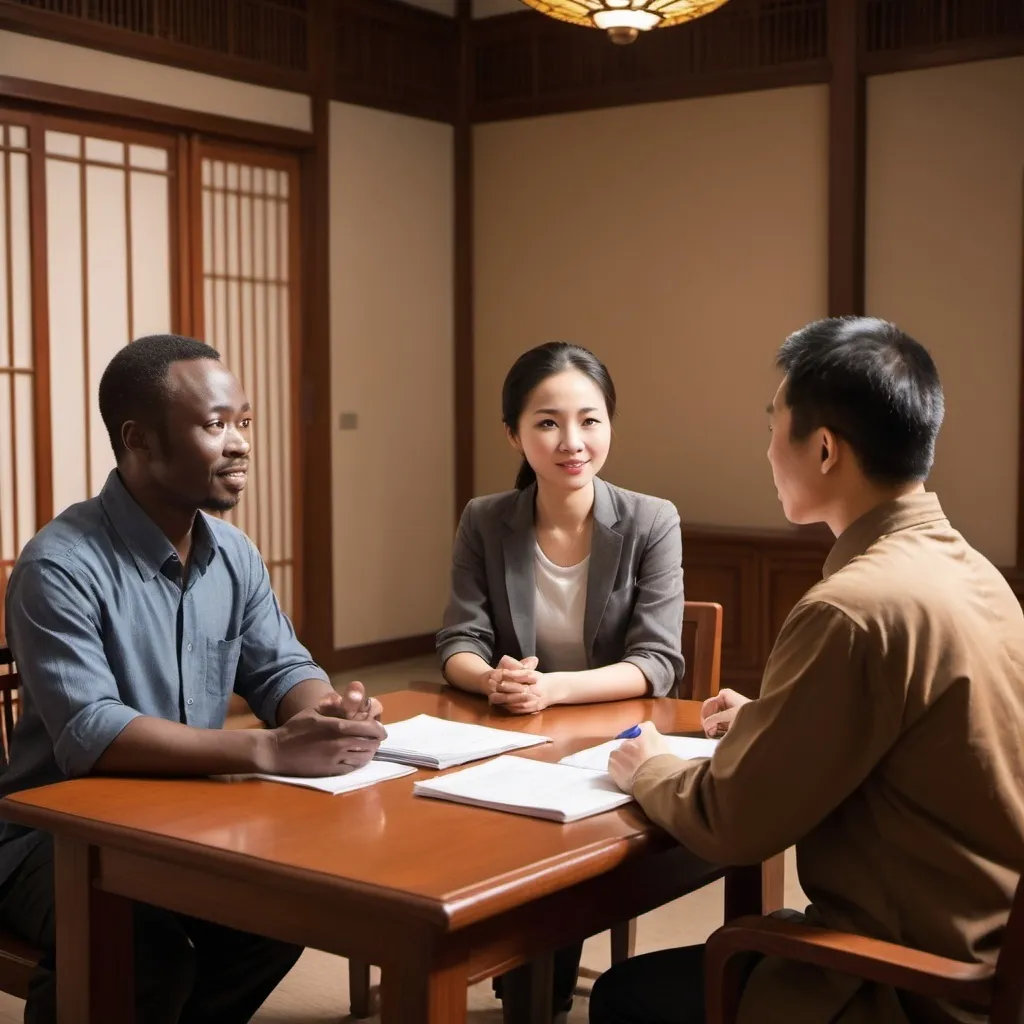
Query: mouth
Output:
[[217, 466, 249, 488], [557, 460, 589, 473]]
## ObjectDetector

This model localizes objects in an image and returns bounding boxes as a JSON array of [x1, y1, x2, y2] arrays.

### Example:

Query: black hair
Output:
[[501, 342, 616, 490], [776, 317, 944, 484], [97, 334, 221, 460]]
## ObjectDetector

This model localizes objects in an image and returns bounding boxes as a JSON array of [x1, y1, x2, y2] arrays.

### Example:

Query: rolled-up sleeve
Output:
[[622, 500, 685, 696], [436, 500, 496, 668], [233, 539, 329, 726], [6, 560, 142, 777]]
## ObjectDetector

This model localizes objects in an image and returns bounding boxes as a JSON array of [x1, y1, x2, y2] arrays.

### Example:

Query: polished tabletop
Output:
[[1, 685, 708, 931]]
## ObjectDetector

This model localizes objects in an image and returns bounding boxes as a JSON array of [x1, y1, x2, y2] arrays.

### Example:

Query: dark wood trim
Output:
[[0, 77, 312, 151], [863, 35, 1024, 77], [454, 0, 474, 518], [1017, 173, 1024, 570], [0, 6, 310, 95], [826, 0, 865, 316], [471, 62, 830, 123], [25, 114, 52, 526], [299, 0, 334, 664], [321, 634, 437, 674]]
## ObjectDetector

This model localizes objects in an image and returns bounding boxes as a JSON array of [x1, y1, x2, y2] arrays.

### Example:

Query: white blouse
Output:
[[533, 543, 589, 672]]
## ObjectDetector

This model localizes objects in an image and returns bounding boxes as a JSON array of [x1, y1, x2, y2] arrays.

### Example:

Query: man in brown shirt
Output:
[[590, 317, 1024, 1024]]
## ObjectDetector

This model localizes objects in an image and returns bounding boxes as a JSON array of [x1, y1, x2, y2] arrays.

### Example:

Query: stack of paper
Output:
[[232, 760, 415, 795], [413, 755, 633, 822], [375, 714, 551, 770], [559, 734, 718, 773]]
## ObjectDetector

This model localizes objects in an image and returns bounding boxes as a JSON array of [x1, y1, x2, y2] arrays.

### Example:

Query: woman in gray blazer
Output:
[[437, 342, 684, 711], [437, 342, 684, 1015]]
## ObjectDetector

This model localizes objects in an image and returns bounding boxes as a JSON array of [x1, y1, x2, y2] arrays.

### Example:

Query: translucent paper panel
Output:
[[86, 164, 129, 496], [84, 137, 124, 165], [47, 133, 173, 512], [46, 157, 88, 515], [0, 152, 34, 369], [0, 373, 37, 562], [129, 171, 171, 338], [129, 145, 167, 172], [44, 131, 80, 158]]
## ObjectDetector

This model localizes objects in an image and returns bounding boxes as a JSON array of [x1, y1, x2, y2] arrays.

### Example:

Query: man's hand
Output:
[[701, 688, 751, 738], [608, 722, 671, 793], [317, 681, 384, 723], [263, 680, 386, 776]]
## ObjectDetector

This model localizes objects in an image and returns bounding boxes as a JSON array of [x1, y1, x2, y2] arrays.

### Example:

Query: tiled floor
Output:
[[0, 658, 806, 1022]]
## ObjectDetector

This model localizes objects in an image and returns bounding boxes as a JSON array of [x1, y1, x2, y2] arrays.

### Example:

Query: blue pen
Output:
[[616, 724, 642, 739]]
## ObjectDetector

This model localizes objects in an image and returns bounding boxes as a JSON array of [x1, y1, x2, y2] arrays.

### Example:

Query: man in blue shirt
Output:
[[0, 335, 385, 1024]]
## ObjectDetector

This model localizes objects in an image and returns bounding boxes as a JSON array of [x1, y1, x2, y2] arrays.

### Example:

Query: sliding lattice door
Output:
[[193, 144, 303, 629]]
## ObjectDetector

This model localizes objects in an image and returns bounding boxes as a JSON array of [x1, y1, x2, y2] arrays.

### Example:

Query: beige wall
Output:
[[0, 31, 311, 131], [474, 85, 829, 527], [866, 56, 1024, 567], [329, 102, 455, 648]]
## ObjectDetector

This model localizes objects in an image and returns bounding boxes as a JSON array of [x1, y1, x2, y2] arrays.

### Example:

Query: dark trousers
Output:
[[590, 944, 759, 1024], [0, 836, 302, 1024], [495, 942, 584, 1013]]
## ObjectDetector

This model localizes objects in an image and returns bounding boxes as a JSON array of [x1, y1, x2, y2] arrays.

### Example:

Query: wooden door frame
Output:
[[0, 76, 331, 656]]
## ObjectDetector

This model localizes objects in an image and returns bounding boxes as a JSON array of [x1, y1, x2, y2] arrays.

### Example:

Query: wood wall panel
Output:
[[684, 526, 831, 698], [0, 0, 311, 91], [331, 0, 457, 123]]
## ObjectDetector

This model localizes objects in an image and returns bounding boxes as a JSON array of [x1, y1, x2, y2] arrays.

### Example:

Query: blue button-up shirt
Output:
[[0, 470, 328, 884]]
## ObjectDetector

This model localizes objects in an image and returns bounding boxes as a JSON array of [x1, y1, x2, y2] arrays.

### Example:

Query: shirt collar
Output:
[[822, 491, 947, 579], [100, 470, 219, 581]]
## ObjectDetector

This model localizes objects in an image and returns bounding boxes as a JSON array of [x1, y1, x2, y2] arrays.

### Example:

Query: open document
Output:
[[375, 714, 552, 769], [413, 755, 633, 822]]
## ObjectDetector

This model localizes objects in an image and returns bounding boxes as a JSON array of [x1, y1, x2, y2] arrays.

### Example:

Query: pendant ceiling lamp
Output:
[[519, 0, 732, 45]]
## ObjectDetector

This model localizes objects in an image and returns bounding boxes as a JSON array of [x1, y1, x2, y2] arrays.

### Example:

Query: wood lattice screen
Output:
[[0, 118, 304, 640], [194, 144, 303, 631]]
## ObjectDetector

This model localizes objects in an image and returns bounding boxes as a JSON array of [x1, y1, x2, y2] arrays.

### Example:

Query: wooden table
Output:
[[0, 684, 780, 1024]]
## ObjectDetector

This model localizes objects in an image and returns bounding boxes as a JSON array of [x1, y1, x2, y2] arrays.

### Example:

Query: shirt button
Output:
[[187, 643, 193, 652], [186, 698, 194, 706]]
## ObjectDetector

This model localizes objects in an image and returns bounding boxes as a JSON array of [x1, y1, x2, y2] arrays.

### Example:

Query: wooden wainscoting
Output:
[[682, 524, 833, 698]]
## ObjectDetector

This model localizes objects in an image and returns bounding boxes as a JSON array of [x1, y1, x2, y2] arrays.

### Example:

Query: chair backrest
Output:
[[992, 874, 1024, 1024], [675, 601, 723, 702], [0, 646, 20, 767]]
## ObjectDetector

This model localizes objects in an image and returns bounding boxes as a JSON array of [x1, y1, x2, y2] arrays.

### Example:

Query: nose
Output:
[[225, 423, 251, 456], [559, 426, 584, 453]]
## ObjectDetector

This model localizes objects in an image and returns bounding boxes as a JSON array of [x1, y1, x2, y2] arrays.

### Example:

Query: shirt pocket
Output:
[[204, 635, 244, 699]]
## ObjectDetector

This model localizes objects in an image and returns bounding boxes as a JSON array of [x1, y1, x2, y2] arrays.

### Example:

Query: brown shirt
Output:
[[633, 493, 1024, 1024]]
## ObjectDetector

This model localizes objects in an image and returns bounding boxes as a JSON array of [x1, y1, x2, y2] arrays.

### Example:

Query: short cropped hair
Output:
[[98, 334, 220, 460], [776, 317, 944, 484]]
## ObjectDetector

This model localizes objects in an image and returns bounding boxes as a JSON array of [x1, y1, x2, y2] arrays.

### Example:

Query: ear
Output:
[[505, 424, 522, 453], [122, 420, 154, 460], [819, 428, 840, 475]]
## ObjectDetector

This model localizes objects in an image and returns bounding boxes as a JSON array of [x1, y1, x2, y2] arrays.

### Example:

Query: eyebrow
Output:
[[533, 407, 599, 415], [211, 402, 252, 415]]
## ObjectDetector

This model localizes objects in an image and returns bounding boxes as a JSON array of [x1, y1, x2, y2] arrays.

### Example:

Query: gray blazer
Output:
[[436, 478, 684, 696]]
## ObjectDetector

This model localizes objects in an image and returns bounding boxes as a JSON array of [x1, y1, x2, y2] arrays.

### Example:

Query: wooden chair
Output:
[[704, 876, 1024, 1024], [348, 600, 726, 1018], [0, 645, 44, 1000]]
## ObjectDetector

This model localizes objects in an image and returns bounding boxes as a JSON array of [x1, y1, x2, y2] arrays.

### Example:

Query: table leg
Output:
[[55, 838, 134, 1024], [723, 854, 786, 921], [381, 950, 468, 1024], [500, 954, 554, 1024]]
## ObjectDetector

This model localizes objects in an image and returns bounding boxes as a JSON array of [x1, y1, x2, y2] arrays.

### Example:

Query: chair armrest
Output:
[[705, 914, 993, 1024]]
